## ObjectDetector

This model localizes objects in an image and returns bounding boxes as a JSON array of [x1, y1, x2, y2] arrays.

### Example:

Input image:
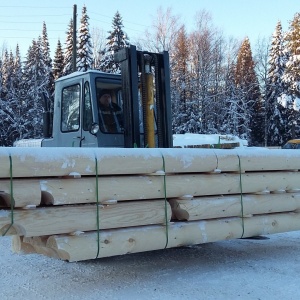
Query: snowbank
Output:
[[173, 133, 248, 148]]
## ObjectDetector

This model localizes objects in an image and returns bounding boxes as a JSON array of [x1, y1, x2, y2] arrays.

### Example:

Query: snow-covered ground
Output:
[[1, 231, 300, 300]]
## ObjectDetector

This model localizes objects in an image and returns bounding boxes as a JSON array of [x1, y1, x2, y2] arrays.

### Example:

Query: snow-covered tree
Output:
[[63, 19, 74, 76], [99, 11, 130, 73], [13, 45, 22, 90], [235, 37, 262, 144], [10, 45, 27, 141], [282, 13, 300, 139], [41, 21, 54, 99], [171, 25, 193, 133], [283, 13, 300, 98], [218, 37, 240, 135], [266, 21, 286, 146], [223, 62, 240, 136], [254, 37, 271, 146], [0, 50, 13, 145], [91, 27, 106, 69], [53, 40, 64, 80], [189, 11, 225, 134], [23, 38, 48, 138], [0, 45, 28, 146], [77, 5, 93, 72], [1, 50, 13, 99]]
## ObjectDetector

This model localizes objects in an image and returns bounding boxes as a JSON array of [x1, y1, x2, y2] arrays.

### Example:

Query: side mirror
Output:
[[90, 122, 99, 135]]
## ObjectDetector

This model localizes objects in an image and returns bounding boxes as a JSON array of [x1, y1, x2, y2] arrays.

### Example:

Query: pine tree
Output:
[[53, 40, 64, 79], [282, 12, 300, 139], [1, 50, 12, 99], [283, 13, 300, 98], [13, 45, 23, 92], [0, 46, 27, 145], [11, 45, 27, 142], [0, 58, 7, 145], [235, 37, 262, 144], [223, 63, 240, 136], [0, 50, 14, 145], [23, 38, 48, 138], [99, 11, 130, 73], [63, 19, 74, 76], [77, 5, 93, 72], [42, 21, 54, 100], [266, 21, 286, 146]]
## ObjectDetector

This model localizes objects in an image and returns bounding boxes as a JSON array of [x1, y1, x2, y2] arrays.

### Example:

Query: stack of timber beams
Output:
[[1, 147, 300, 262]]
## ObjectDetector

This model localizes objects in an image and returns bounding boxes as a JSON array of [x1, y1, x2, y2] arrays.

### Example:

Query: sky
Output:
[[0, 0, 299, 58]]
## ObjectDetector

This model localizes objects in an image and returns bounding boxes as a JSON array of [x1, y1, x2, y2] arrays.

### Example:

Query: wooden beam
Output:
[[40, 171, 300, 205], [2, 171, 300, 207], [12, 235, 36, 254], [0, 180, 41, 207], [0, 147, 218, 178], [12, 236, 60, 258], [169, 193, 300, 221], [1, 147, 300, 179], [0, 200, 171, 237], [216, 148, 300, 172]]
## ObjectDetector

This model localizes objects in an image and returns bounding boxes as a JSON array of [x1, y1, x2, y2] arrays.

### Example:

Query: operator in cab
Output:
[[98, 89, 123, 133]]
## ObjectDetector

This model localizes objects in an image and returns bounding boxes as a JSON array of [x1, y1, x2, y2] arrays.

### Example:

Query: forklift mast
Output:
[[115, 45, 173, 148]]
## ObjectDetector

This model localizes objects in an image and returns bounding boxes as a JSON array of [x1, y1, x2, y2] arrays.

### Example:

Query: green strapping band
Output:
[[161, 154, 169, 249], [237, 154, 245, 238], [2, 155, 14, 236], [95, 157, 101, 258]]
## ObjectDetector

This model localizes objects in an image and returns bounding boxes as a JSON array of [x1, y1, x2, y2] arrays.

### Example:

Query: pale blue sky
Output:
[[0, 0, 298, 57]]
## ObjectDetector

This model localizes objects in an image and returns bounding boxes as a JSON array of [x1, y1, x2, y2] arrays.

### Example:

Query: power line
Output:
[[0, 14, 70, 17], [0, 21, 67, 24], [0, 5, 70, 8], [0, 29, 65, 32], [0, 36, 43, 39]]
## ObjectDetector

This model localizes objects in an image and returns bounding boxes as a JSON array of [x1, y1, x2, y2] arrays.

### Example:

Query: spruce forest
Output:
[[0, 5, 300, 147]]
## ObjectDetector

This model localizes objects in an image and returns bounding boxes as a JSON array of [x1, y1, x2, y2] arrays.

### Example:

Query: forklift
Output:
[[42, 45, 173, 149]]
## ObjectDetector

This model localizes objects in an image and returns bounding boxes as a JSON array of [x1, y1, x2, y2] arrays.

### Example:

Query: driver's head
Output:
[[99, 89, 112, 107]]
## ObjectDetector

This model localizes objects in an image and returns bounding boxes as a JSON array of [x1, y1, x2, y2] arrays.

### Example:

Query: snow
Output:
[[294, 97, 300, 111], [1, 232, 300, 299], [13, 139, 43, 147], [173, 133, 248, 148]]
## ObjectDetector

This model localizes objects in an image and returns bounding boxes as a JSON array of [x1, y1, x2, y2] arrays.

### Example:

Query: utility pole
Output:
[[72, 4, 77, 72]]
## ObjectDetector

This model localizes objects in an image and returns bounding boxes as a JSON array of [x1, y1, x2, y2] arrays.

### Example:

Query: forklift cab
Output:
[[42, 71, 125, 148]]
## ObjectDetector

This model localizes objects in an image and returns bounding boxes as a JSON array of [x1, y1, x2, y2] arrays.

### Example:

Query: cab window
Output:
[[61, 84, 80, 132], [83, 81, 93, 131], [95, 78, 123, 134]]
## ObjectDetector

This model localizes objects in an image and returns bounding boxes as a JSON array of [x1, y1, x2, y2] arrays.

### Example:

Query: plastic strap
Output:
[[237, 155, 245, 238], [2, 155, 14, 236], [95, 157, 101, 258], [161, 154, 169, 249]]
